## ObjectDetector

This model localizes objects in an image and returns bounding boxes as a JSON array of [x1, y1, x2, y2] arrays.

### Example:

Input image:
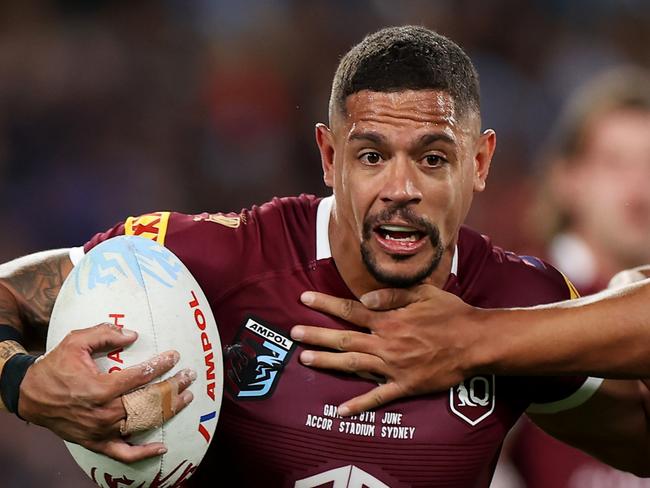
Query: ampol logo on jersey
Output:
[[225, 316, 295, 400], [449, 375, 495, 426]]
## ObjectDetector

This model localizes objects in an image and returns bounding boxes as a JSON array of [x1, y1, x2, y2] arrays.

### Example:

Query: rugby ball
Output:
[[46, 235, 223, 488]]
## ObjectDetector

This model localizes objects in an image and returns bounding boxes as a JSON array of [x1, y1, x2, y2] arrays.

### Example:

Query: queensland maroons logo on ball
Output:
[[47, 235, 224, 488]]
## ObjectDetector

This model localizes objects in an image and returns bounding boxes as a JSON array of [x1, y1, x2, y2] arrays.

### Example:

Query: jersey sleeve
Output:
[[506, 261, 600, 410], [464, 242, 599, 410], [516, 267, 603, 412], [78, 210, 253, 305], [83, 211, 172, 252], [525, 377, 604, 414]]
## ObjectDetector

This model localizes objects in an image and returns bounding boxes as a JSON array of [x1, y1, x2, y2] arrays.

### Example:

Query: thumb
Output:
[[360, 288, 420, 310]]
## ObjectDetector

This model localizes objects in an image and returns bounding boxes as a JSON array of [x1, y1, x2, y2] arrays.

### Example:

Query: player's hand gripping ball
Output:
[[46, 235, 223, 487]]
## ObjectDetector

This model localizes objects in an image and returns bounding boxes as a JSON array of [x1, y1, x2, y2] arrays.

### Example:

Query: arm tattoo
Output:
[[0, 249, 73, 331]]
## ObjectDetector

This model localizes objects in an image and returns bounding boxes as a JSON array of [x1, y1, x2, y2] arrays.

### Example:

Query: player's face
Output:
[[317, 89, 495, 290], [562, 109, 650, 266]]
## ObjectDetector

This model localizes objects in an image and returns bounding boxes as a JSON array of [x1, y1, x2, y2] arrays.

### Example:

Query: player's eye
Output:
[[360, 152, 383, 165], [422, 154, 447, 168]]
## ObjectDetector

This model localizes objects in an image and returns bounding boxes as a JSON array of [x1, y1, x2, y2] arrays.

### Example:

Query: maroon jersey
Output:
[[81, 195, 588, 488]]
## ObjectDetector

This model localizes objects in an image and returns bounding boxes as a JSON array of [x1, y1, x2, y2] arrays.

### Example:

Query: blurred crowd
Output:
[[0, 0, 649, 486]]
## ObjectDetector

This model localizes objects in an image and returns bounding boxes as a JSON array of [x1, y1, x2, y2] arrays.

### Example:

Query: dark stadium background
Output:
[[0, 1, 648, 486]]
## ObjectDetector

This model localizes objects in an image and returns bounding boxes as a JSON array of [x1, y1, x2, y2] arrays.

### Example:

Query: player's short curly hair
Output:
[[329, 25, 480, 122]]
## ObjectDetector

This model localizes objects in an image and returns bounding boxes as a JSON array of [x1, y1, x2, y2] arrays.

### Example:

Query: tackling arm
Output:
[[292, 279, 650, 415], [477, 279, 650, 378]]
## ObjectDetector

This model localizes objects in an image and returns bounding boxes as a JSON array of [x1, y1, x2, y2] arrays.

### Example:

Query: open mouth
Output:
[[376, 224, 425, 241], [373, 224, 428, 254]]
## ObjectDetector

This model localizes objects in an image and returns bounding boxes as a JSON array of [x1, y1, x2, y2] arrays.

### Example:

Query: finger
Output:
[[301, 291, 373, 327], [300, 350, 385, 375], [119, 369, 197, 435], [107, 368, 197, 429], [73, 323, 139, 353], [112, 393, 193, 437], [360, 288, 420, 310], [100, 397, 131, 428], [337, 382, 406, 417], [106, 350, 181, 395], [165, 369, 197, 418], [172, 368, 197, 395], [290, 325, 377, 353], [174, 389, 193, 417], [93, 439, 168, 464]]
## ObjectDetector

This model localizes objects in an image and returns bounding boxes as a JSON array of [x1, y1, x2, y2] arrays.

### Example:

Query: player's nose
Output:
[[379, 158, 423, 205]]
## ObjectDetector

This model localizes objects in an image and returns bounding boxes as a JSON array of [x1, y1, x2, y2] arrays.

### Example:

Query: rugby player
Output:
[[1, 25, 650, 486]]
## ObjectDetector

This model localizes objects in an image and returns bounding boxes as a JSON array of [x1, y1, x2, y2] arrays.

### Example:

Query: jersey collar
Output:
[[316, 195, 458, 276]]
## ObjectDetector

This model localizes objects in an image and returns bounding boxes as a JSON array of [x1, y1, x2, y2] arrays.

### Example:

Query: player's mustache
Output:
[[362, 205, 440, 245]]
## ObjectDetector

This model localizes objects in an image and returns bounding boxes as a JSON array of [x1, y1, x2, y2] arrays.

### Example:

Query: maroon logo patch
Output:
[[449, 375, 495, 426]]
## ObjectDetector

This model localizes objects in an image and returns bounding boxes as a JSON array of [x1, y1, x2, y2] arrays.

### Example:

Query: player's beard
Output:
[[360, 204, 444, 288]]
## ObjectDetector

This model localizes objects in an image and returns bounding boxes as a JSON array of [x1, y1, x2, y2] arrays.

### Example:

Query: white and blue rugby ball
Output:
[[46, 235, 223, 488]]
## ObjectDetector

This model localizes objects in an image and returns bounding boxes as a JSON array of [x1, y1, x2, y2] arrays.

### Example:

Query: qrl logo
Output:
[[449, 375, 495, 426]]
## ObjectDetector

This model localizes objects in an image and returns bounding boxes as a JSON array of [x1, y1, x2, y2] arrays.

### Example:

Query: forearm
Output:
[[0, 249, 72, 412], [473, 279, 650, 377], [0, 336, 38, 413], [0, 249, 74, 352], [0, 280, 43, 413], [0, 249, 73, 329], [0, 279, 37, 412]]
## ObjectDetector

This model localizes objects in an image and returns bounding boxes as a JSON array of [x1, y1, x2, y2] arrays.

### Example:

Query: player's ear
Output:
[[473, 129, 496, 193], [315, 123, 335, 188]]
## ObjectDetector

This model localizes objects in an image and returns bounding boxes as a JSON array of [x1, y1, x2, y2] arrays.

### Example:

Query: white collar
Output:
[[316, 195, 335, 260], [315, 195, 458, 275]]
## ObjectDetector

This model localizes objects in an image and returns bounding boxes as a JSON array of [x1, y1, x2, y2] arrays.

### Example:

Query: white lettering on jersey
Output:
[[380, 426, 416, 439], [245, 318, 293, 350], [305, 404, 417, 440]]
